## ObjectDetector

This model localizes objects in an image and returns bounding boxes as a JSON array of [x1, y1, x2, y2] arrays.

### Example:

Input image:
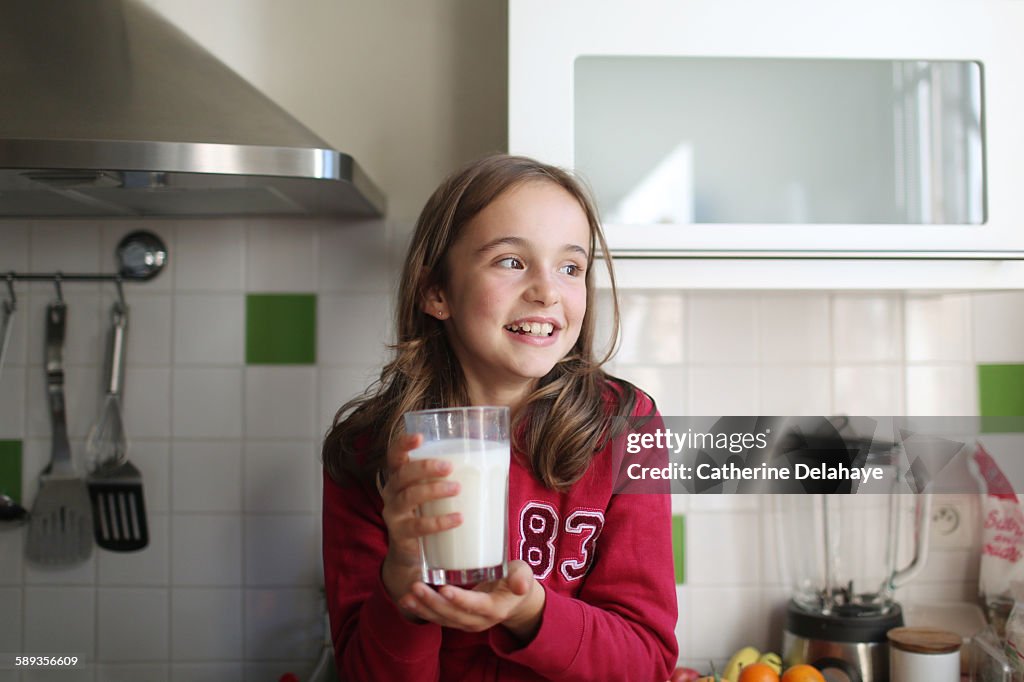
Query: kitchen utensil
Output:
[[86, 301, 148, 551], [116, 231, 167, 281], [26, 302, 93, 566], [0, 276, 14, 380]]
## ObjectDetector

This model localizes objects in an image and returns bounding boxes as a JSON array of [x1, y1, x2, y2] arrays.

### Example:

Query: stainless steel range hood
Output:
[[0, 0, 385, 218]]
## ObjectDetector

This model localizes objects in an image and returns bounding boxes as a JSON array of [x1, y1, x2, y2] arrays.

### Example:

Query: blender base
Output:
[[783, 600, 903, 682]]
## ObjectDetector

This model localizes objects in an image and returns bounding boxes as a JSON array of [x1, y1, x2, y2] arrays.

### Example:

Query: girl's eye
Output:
[[559, 263, 582, 276], [497, 257, 524, 269]]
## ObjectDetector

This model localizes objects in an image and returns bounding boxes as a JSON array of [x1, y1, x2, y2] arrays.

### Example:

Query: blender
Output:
[[775, 444, 931, 682]]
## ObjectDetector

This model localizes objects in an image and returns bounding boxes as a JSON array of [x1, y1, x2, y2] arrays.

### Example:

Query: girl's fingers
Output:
[[410, 584, 487, 627], [393, 511, 462, 540], [385, 433, 422, 473], [389, 458, 454, 497]]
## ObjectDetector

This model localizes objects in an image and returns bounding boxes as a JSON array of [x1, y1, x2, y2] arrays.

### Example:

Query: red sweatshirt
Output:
[[322, 396, 678, 681]]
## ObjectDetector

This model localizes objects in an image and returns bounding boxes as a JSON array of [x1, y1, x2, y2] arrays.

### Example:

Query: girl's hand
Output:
[[397, 560, 546, 640], [379, 433, 462, 612]]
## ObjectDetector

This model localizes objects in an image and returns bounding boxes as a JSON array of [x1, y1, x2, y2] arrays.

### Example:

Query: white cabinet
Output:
[[509, 0, 1024, 270]]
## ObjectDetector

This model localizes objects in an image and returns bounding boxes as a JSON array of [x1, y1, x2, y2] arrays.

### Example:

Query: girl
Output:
[[322, 154, 677, 681]]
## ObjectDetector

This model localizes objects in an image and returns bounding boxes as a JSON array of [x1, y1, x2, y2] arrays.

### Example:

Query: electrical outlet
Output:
[[930, 495, 975, 549]]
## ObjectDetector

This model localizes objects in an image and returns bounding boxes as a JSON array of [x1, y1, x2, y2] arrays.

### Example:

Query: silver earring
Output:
[[436, 310, 446, 319]]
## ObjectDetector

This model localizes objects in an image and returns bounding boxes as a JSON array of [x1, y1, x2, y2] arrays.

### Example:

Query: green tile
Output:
[[671, 514, 685, 585], [979, 364, 1024, 433], [0, 440, 22, 504], [246, 294, 317, 365]]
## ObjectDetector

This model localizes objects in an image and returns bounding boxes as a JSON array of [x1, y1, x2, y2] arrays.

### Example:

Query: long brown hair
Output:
[[322, 154, 650, 490]]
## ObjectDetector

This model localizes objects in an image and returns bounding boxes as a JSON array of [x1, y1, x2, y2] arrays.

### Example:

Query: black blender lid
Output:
[[786, 600, 904, 643]]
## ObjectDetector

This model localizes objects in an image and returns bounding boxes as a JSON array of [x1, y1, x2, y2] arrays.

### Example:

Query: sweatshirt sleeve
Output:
[[322, 468, 444, 681]]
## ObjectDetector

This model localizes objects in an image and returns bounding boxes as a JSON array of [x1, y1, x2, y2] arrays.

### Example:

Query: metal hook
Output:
[[53, 272, 64, 303], [3, 272, 14, 312], [114, 276, 126, 311]]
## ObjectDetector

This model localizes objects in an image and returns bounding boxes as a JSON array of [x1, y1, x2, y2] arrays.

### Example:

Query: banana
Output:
[[757, 652, 783, 674], [723, 646, 760, 682]]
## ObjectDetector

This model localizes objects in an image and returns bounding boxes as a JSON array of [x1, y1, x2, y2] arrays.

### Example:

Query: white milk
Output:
[[408, 438, 510, 570]]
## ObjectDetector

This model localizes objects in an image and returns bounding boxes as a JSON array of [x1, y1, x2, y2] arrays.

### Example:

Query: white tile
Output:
[[171, 442, 242, 513], [685, 513, 761, 586], [171, 515, 242, 586], [0, 366, 26, 438], [173, 295, 244, 365], [245, 442, 318, 513], [758, 293, 831, 364], [174, 221, 245, 292], [29, 222, 102, 274], [915, 548, 977, 583], [687, 587, 768, 659], [171, 368, 242, 438], [318, 366, 379, 434], [832, 294, 903, 363], [246, 221, 317, 291], [0, 223, 30, 271], [121, 367, 171, 438], [170, 588, 242, 660], [170, 663, 243, 682], [688, 293, 757, 364], [244, 515, 319, 586], [23, 667, 94, 682], [607, 365, 686, 416], [972, 292, 1024, 362], [673, 586, 689, 665], [614, 291, 686, 364], [687, 495, 760, 512], [96, 664, 169, 682], [905, 294, 971, 363], [905, 582, 977, 603], [244, 367, 316, 439], [97, 588, 169, 661], [119, 293, 173, 365], [906, 365, 977, 416], [0, 530, 23, 584], [24, 587, 95, 653], [26, 365, 101, 439], [318, 294, 392, 366], [0, 588, 21, 652], [833, 365, 904, 415], [688, 367, 759, 415], [318, 219, 391, 292], [24, 550, 95, 586], [100, 222, 175, 293], [243, 588, 321, 660], [27, 292, 103, 366], [759, 366, 832, 415], [97, 514, 169, 586], [128, 440, 170, 514]]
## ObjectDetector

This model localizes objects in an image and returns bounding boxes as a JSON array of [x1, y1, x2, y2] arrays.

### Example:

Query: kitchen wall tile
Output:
[[244, 367, 316, 439], [246, 222, 317, 292], [171, 441, 241, 513], [95, 664, 169, 682], [687, 587, 769, 659], [758, 293, 831, 364], [685, 512, 760, 586], [318, 293, 392, 366], [688, 367, 759, 415], [171, 515, 242, 586], [688, 494, 760, 513], [671, 515, 685, 584], [832, 294, 903, 363], [760, 501, 786, 587], [170, 588, 242, 660], [27, 291, 103, 366], [29, 222, 101, 276], [0, 528, 22, 585], [170, 663, 243, 682], [762, 586, 792, 652], [97, 588, 169, 661], [905, 582, 977, 603], [833, 365, 904, 415], [119, 293, 173, 366], [0, 439, 22, 505], [244, 442, 318, 514], [318, 218, 391, 292], [0, 223, 29, 271], [24, 550, 95, 586], [614, 291, 685, 364], [245, 294, 316, 365], [23, 587, 95, 653], [22, 667, 94, 682], [0, 588, 21, 652], [244, 515, 318, 587], [906, 294, 971, 363], [129, 440, 170, 514], [673, 586, 690, 667], [0, 370, 25, 440], [973, 292, 1024, 363], [670, 494, 689, 515], [915, 548, 978, 584], [978, 364, 1024, 419], [243, 588, 321, 661], [122, 367, 172, 438], [174, 221, 245, 292], [173, 295, 244, 365], [100, 222, 175, 293], [612, 365, 686, 415], [318, 366, 378, 433], [171, 368, 242, 438], [98, 514, 169, 586], [759, 366, 831, 415], [906, 365, 977, 416], [26, 365, 100, 439], [688, 293, 757, 364]]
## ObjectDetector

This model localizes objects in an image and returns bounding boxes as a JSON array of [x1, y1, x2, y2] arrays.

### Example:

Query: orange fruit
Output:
[[737, 663, 780, 682], [780, 664, 825, 682]]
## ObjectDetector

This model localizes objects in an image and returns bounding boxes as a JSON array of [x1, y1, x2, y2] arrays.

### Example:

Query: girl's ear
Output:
[[420, 269, 449, 320]]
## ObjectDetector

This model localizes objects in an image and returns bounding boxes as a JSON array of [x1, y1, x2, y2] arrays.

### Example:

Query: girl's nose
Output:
[[524, 270, 559, 306]]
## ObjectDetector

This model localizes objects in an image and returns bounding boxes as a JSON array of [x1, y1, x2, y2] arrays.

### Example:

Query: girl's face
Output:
[[429, 180, 590, 397]]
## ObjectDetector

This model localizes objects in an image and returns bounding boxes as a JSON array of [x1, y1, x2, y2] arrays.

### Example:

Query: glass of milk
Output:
[[403, 406, 510, 587]]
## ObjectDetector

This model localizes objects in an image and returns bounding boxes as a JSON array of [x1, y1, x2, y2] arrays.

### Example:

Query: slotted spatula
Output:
[[86, 301, 148, 552], [26, 302, 94, 566]]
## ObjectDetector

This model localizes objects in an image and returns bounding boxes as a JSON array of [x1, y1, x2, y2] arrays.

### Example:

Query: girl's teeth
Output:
[[505, 322, 556, 336]]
